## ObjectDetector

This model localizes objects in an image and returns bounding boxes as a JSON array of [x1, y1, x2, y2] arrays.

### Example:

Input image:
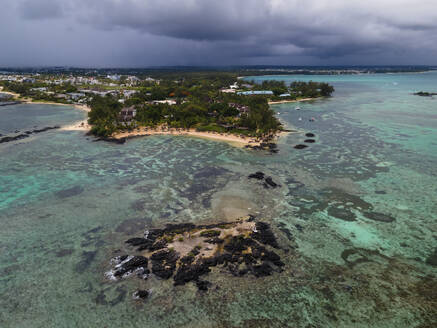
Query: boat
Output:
[[295, 106, 301, 110]]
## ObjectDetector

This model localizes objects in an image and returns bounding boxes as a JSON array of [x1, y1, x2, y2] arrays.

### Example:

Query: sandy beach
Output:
[[2, 87, 282, 146], [268, 97, 320, 105], [0, 88, 21, 98], [112, 127, 266, 147]]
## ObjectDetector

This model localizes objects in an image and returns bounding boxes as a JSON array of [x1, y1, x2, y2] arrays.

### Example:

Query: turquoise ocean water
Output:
[[0, 73, 436, 327]]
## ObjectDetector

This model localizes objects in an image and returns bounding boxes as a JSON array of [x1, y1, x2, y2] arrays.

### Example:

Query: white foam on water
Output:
[[105, 255, 134, 281]]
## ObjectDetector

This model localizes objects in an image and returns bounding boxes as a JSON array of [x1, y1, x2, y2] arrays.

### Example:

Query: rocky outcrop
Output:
[[248, 171, 265, 180], [113, 255, 149, 278], [414, 91, 437, 97], [0, 126, 60, 144], [248, 172, 281, 189], [245, 142, 279, 154], [133, 290, 149, 300], [109, 216, 284, 293]]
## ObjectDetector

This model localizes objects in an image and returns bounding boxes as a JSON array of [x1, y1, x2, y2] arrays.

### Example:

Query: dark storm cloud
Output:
[[2, 0, 437, 66]]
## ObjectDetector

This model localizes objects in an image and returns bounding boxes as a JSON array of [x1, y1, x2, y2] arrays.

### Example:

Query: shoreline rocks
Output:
[[245, 141, 279, 153], [0, 126, 60, 144], [248, 171, 281, 189]]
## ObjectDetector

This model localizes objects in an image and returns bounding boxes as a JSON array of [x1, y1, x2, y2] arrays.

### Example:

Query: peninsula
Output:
[[1, 70, 334, 147]]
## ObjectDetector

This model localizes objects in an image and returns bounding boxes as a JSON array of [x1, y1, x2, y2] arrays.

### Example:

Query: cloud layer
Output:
[[1, 0, 436, 66]]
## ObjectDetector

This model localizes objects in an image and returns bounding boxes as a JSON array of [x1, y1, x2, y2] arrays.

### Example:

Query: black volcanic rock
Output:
[[125, 237, 149, 246], [151, 249, 179, 279], [252, 262, 273, 277], [252, 222, 280, 249], [248, 171, 265, 180], [114, 256, 148, 277], [196, 280, 210, 291], [110, 217, 285, 293], [0, 134, 29, 143], [264, 176, 279, 188], [173, 262, 211, 286], [133, 290, 149, 300]]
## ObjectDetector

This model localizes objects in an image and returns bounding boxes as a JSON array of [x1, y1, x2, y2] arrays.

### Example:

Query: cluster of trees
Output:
[[289, 81, 334, 97], [88, 90, 282, 138], [247, 80, 335, 98], [88, 95, 122, 137]]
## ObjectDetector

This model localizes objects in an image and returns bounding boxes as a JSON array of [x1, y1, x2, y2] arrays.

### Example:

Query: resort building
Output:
[[120, 106, 137, 121], [237, 90, 273, 96], [220, 88, 236, 93]]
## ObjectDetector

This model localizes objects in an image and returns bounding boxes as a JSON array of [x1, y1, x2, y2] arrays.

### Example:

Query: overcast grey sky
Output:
[[1, 0, 436, 67]]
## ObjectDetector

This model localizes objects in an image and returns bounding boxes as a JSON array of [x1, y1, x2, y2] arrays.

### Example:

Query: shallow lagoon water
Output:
[[0, 74, 436, 327]]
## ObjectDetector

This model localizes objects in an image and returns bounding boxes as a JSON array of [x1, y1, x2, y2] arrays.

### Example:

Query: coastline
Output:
[[111, 127, 268, 147], [0, 89, 21, 98], [23, 100, 92, 131], [2, 88, 286, 147], [268, 97, 320, 105]]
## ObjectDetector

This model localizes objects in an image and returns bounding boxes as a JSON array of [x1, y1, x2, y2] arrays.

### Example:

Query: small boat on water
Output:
[[295, 106, 301, 110]]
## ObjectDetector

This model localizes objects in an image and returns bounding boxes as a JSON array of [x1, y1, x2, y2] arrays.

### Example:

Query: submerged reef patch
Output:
[[55, 186, 84, 199], [363, 211, 396, 223], [106, 216, 284, 295], [327, 207, 357, 222]]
